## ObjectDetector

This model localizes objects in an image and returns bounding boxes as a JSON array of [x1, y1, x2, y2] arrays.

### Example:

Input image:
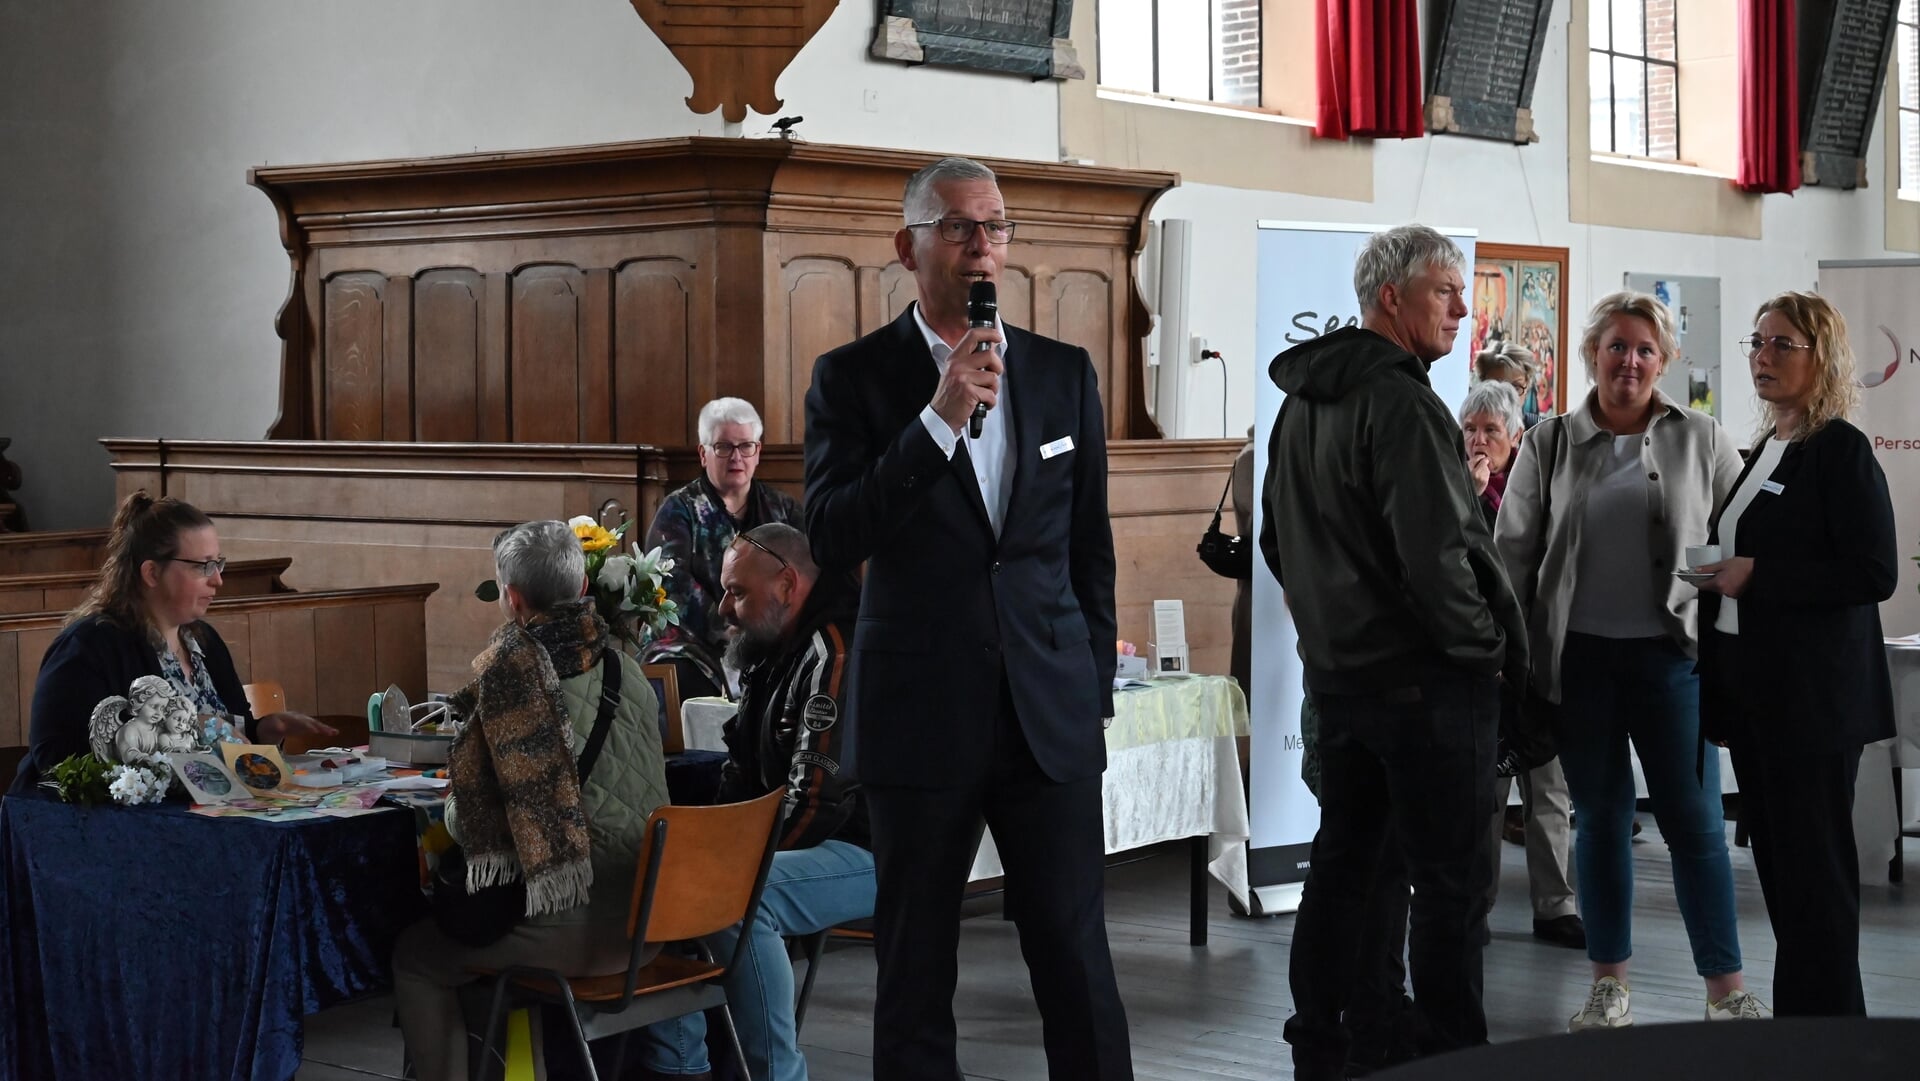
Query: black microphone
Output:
[[966, 281, 997, 439]]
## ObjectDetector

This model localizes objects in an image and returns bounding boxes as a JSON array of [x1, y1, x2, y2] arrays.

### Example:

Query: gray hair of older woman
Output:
[[1475, 341, 1536, 387], [492, 520, 587, 612], [1578, 291, 1681, 381], [1458, 380, 1524, 437], [1352, 225, 1465, 314], [696, 397, 765, 446]]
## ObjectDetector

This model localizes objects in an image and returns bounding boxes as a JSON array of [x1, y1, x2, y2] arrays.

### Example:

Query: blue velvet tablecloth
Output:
[[0, 793, 427, 1081]]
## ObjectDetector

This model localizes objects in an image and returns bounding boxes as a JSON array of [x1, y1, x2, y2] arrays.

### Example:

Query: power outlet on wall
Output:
[[1188, 335, 1210, 366]]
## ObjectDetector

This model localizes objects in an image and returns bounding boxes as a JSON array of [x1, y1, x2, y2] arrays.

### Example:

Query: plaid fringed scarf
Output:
[[446, 599, 609, 918]]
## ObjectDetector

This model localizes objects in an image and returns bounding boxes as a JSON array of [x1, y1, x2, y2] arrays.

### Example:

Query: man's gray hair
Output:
[[1458, 380, 1524, 437], [737, 522, 818, 580], [1353, 225, 1466, 314], [903, 157, 998, 225], [697, 397, 764, 446], [493, 520, 586, 612]]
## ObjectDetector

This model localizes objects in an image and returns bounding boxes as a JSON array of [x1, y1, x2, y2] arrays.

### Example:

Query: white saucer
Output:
[[1673, 570, 1714, 585]]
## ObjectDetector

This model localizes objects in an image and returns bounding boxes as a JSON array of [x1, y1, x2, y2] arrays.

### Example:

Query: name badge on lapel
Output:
[[1040, 436, 1075, 460], [1759, 480, 1785, 495]]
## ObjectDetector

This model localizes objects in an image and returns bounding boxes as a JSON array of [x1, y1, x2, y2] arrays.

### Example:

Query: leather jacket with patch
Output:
[[717, 578, 869, 850]]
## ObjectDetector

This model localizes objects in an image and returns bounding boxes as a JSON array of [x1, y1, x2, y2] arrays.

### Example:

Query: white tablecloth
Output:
[[1855, 643, 1920, 884], [681, 678, 1255, 905], [966, 674, 1252, 906]]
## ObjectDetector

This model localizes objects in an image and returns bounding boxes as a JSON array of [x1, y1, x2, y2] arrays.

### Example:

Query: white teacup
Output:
[[1685, 544, 1722, 571]]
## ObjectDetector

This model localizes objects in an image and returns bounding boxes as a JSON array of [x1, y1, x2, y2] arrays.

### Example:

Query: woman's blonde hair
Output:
[[1751, 291, 1858, 442], [1579, 291, 1680, 382], [68, 491, 214, 635]]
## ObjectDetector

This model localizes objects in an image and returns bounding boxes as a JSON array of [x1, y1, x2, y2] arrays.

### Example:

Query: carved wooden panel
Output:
[[613, 259, 696, 444], [323, 272, 389, 440], [0, 530, 109, 575], [625, 0, 840, 122], [414, 269, 486, 441], [251, 139, 1176, 445], [511, 265, 590, 442]]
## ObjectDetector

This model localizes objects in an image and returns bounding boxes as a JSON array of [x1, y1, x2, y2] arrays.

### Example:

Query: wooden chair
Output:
[[471, 789, 786, 1081], [640, 663, 683, 754]]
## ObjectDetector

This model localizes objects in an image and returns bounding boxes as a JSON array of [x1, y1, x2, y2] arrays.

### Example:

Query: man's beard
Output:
[[724, 600, 791, 672]]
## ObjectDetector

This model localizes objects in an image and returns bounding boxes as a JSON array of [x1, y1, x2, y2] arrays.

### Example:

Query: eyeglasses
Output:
[[166, 556, 227, 579], [708, 440, 762, 459], [906, 217, 1017, 245], [1738, 335, 1813, 358], [730, 531, 791, 572]]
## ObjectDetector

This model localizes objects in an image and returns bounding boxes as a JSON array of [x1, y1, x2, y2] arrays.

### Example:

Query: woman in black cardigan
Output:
[[1695, 291, 1898, 1016], [10, 492, 334, 794]]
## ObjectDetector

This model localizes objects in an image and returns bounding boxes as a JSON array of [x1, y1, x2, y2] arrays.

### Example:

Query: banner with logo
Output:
[[1248, 222, 1477, 913], [1818, 260, 1920, 636]]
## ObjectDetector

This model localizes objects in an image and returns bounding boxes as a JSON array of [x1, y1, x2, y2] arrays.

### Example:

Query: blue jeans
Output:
[[1555, 632, 1741, 976], [638, 840, 877, 1080]]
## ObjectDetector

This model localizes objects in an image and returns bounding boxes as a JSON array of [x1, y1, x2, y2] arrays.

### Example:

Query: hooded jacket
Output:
[[1258, 327, 1528, 693]]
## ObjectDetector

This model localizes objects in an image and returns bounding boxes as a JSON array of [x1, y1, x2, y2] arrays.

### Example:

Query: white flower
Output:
[[107, 763, 172, 806], [597, 553, 635, 594], [630, 544, 675, 581], [566, 515, 598, 531]]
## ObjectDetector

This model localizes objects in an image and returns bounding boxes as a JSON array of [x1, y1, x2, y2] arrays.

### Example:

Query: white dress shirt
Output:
[[913, 303, 1015, 536]]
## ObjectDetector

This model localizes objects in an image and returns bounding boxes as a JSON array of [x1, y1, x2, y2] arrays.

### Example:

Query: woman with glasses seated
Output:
[[643, 397, 803, 699], [1695, 293, 1898, 1016], [9, 491, 334, 793]]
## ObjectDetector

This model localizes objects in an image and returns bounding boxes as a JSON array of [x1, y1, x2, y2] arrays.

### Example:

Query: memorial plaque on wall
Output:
[[1798, 0, 1899, 188], [871, 0, 1084, 80], [1424, 0, 1555, 144]]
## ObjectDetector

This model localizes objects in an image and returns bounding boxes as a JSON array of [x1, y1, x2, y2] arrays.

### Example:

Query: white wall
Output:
[[0, 0, 1904, 528], [0, 0, 1061, 527], [1155, 3, 1904, 444]]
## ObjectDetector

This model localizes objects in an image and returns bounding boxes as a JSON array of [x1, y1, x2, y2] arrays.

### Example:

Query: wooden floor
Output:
[[299, 821, 1920, 1080]]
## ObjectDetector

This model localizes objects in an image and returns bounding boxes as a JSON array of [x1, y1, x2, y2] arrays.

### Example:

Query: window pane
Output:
[[1590, 51, 1617, 152], [1098, 0, 1155, 94], [1590, 0, 1611, 50], [1646, 62, 1678, 159], [1614, 56, 1648, 156], [1902, 109, 1920, 191], [1212, 0, 1261, 106], [1157, 0, 1211, 101], [1612, 0, 1646, 56], [1644, 0, 1677, 62], [1900, 22, 1917, 111]]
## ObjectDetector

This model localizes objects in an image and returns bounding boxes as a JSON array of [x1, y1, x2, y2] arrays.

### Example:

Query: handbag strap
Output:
[[1208, 465, 1235, 531], [575, 651, 622, 787]]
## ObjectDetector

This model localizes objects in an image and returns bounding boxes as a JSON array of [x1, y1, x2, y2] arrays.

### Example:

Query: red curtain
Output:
[[1737, 0, 1800, 193], [1315, 0, 1424, 140]]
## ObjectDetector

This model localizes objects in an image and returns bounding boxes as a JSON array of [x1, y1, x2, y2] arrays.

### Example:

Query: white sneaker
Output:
[[1569, 976, 1633, 1031], [1707, 989, 1772, 1020]]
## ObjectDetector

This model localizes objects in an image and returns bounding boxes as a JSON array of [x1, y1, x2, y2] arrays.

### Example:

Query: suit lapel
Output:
[[1002, 327, 1041, 536], [950, 439, 994, 535], [897, 305, 994, 538]]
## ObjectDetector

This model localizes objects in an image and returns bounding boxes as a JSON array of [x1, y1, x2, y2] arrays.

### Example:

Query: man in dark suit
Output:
[[802, 156, 1131, 1080]]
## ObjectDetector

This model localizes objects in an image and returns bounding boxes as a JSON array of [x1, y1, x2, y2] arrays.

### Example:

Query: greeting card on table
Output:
[[218, 743, 301, 798], [165, 751, 247, 805]]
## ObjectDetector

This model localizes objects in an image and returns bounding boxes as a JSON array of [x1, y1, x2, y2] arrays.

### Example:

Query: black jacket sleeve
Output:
[[19, 623, 121, 790], [770, 625, 858, 850], [1067, 350, 1118, 717]]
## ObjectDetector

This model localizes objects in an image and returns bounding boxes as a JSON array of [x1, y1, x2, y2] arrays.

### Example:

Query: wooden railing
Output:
[[0, 558, 294, 617]]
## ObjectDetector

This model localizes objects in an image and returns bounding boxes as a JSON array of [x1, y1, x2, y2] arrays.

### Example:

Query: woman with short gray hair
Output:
[[1476, 340, 1542, 428], [1495, 291, 1759, 1030], [646, 397, 803, 698], [392, 518, 668, 1081]]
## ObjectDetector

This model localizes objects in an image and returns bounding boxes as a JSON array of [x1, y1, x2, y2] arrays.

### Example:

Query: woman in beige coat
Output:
[[1495, 292, 1762, 1031]]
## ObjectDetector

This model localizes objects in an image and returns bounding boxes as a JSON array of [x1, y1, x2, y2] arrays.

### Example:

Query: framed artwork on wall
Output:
[[1470, 243, 1569, 417]]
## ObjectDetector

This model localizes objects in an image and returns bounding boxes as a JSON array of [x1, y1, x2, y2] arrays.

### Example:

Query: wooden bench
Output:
[[0, 557, 294, 616], [0, 529, 110, 575], [0, 582, 437, 750]]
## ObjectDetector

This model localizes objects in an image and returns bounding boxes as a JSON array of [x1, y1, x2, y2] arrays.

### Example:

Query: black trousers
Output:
[[1285, 671, 1498, 1081], [862, 690, 1132, 1081], [1729, 737, 1866, 1016]]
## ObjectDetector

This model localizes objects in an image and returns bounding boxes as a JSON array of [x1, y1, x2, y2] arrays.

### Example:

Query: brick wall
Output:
[[1215, 0, 1261, 106], [1645, 0, 1679, 158]]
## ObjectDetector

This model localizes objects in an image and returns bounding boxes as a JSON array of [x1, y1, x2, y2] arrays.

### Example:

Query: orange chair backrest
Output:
[[626, 789, 784, 943]]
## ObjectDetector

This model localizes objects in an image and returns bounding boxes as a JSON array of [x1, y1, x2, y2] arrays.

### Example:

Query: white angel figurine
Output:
[[89, 675, 201, 764]]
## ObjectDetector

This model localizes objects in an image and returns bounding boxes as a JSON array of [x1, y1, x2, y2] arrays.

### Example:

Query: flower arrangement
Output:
[[48, 752, 175, 807], [477, 515, 680, 651]]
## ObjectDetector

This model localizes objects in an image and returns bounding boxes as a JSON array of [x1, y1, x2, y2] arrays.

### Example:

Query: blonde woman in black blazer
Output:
[[1695, 291, 1898, 1017]]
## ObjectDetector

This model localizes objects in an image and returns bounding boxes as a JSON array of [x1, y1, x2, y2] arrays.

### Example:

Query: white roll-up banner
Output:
[[1248, 223, 1477, 913]]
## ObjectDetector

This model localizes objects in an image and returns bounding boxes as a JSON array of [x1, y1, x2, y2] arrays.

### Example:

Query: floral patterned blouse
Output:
[[642, 474, 803, 691], [158, 630, 244, 748]]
